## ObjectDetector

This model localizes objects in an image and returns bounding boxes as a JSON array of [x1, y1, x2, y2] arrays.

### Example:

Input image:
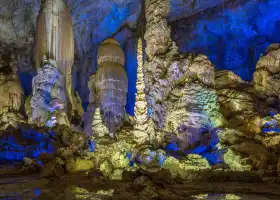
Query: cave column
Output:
[[143, 0, 226, 152], [144, 0, 172, 60], [143, 0, 174, 128]]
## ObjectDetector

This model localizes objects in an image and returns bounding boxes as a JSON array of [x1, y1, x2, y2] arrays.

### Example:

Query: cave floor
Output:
[[1, 172, 280, 200]]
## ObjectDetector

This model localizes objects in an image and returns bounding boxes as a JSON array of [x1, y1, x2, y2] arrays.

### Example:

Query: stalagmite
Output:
[[83, 73, 97, 136], [31, 0, 82, 126], [92, 108, 109, 138], [95, 38, 128, 135], [133, 38, 156, 144]]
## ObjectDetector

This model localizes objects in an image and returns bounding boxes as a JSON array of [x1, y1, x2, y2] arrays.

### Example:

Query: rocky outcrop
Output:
[[215, 70, 261, 134], [254, 43, 280, 103], [162, 154, 211, 181]]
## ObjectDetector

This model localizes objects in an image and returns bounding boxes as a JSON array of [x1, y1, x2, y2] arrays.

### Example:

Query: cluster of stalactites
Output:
[[95, 38, 128, 134], [0, 51, 24, 115], [35, 0, 74, 70]]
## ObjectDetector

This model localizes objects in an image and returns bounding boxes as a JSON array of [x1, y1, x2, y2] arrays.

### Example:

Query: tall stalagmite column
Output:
[[133, 38, 160, 145], [133, 38, 151, 144], [31, 0, 82, 126]]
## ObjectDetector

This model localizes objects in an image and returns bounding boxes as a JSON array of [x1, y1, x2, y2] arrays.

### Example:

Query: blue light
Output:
[[191, 145, 207, 154], [166, 143, 180, 151], [0, 127, 55, 163], [172, 0, 280, 81], [88, 139, 95, 152], [33, 188, 41, 196]]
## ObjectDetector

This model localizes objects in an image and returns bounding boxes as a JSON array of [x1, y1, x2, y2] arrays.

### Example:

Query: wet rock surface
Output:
[[1, 172, 280, 200]]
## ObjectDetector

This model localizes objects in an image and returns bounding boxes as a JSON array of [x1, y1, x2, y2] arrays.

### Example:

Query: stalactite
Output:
[[32, 0, 83, 127], [0, 50, 25, 130], [95, 38, 128, 135]]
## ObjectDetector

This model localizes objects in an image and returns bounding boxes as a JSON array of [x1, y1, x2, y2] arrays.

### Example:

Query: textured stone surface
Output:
[[254, 44, 280, 100], [216, 70, 261, 135], [172, 0, 280, 81], [31, 57, 69, 127], [0, 50, 25, 130], [92, 108, 110, 138], [162, 154, 211, 181]]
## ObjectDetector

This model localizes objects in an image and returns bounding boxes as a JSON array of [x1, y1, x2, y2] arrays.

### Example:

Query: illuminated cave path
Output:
[[1, 172, 280, 199]]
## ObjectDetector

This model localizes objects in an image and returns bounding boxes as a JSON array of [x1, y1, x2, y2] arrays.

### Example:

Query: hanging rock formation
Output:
[[31, 0, 83, 127], [144, 0, 225, 151], [0, 49, 25, 130], [95, 38, 128, 135]]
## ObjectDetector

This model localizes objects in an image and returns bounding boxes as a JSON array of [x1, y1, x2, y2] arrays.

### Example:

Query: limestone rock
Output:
[[223, 148, 253, 171], [254, 44, 280, 99], [133, 176, 153, 189], [110, 169, 124, 180], [143, 0, 225, 153], [0, 51, 25, 130], [231, 141, 269, 170], [139, 186, 159, 200], [144, 0, 171, 60], [92, 108, 110, 138], [31, 58, 69, 127], [111, 151, 130, 169], [188, 54, 215, 87], [162, 154, 210, 181], [100, 160, 112, 177], [217, 128, 253, 145], [96, 38, 128, 134], [215, 70, 245, 89], [216, 70, 261, 134], [83, 73, 96, 136], [133, 38, 155, 145], [256, 135, 280, 150], [65, 158, 94, 173]]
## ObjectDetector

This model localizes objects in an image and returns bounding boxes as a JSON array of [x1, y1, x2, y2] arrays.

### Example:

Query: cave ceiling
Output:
[[0, 0, 230, 54]]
